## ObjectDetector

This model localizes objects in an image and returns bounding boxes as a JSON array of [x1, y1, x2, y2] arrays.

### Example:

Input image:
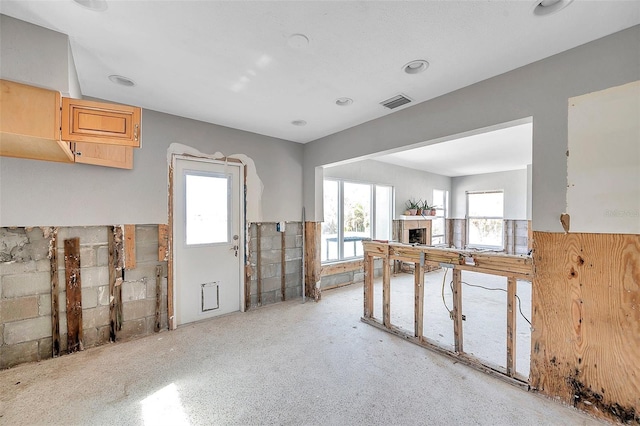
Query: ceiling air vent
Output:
[[380, 94, 412, 110]]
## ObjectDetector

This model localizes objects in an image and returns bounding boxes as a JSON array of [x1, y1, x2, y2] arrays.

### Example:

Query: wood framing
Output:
[[123, 224, 136, 270], [154, 265, 162, 332], [414, 254, 424, 338], [158, 224, 169, 261], [167, 165, 175, 330], [49, 228, 60, 357], [64, 238, 83, 353], [281, 230, 286, 301], [304, 221, 321, 301], [452, 269, 463, 353], [108, 226, 124, 340], [506, 276, 517, 377], [256, 224, 262, 306], [530, 232, 640, 424], [320, 259, 364, 276]]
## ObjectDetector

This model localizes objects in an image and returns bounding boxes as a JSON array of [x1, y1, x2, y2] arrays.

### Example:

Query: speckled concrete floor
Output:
[[0, 284, 603, 425]]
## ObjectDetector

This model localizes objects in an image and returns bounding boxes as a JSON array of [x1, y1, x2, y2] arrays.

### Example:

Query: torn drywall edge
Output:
[[167, 143, 264, 222]]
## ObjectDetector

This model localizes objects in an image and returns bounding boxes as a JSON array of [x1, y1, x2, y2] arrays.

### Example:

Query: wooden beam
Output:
[[154, 265, 162, 332], [256, 224, 262, 306], [123, 224, 136, 270], [64, 238, 83, 353], [382, 255, 391, 329], [506, 276, 517, 377], [414, 254, 424, 339], [281, 229, 286, 302], [321, 259, 364, 276], [452, 268, 463, 354], [49, 228, 60, 357], [363, 255, 374, 318], [167, 165, 175, 329], [158, 224, 169, 261]]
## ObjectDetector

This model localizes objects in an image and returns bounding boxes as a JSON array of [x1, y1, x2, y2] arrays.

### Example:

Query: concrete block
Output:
[[83, 306, 110, 329], [261, 290, 277, 305], [83, 327, 98, 348], [4, 315, 51, 345], [145, 275, 165, 299], [285, 271, 302, 287], [39, 294, 52, 317], [260, 263, 280, 279], [29, 239, 50, 261], [250, 293, 258, 307], [38, 337, 52, 361], [285, 286, 301, 300], [57, 246, 97, 268], [260, 249, 282, 264], [136, 243, 158, 263], [97, 325, 110, 344], [123, 299, 155, 321], [249, 236, 257, 252], [81, 286, 98, 309], [135, 225, 158, 243], [97, 246, 109, 267], [285, 260, 301, 275], [0, 260, 37, 276], [119, 318, 146, 340], [97, 286, 110, 306], [261, 276, 281, 293], [250, 279, 257, 295], [25, 227, 45, 241], [258, 223, 279, 237], [354, 272, 365, 283], [260, 236, 281, 251], [285, 248, 302, 261], [0, 324, 3, 346], [0, 340, 38, 369], [321, 272, 352, 288], [57, 227, 108, 246], [36, 259, 51, 272], [79, 266, 109, 288], [285, 222, 301, 235], [284, 235, 297, 249], [124, 264, 159, 282], [122, 280, 147, 301], [295, 235, 303, 248], [2, 272, 50, 298], [0, 296, 39, 322]]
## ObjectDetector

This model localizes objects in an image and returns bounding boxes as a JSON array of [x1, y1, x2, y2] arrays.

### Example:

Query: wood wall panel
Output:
[[531, 232, 640, 423]]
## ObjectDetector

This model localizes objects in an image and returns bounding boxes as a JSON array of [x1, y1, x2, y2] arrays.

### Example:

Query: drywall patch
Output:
[[167, 143, 263, 222]]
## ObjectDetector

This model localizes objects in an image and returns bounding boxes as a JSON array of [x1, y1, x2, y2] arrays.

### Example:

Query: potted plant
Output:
[[421, 200, 437, 216], [405, 198, 419, 215]]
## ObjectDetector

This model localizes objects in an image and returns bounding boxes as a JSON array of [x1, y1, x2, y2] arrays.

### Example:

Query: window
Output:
[[467, 191, 504, 248], [184, 172, 230, 245], [322, 179, 393, 262], [431, 189, 448, 245]]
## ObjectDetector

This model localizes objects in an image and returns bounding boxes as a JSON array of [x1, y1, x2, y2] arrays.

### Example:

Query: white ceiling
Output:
[[374, 122, 533, 177], [1, 1, 638, 144]]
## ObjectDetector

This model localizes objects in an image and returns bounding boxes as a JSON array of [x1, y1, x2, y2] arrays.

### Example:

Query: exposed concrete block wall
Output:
[[0, 225, 167, 370], [320, 259, 383, 290], [248, 222, 303, 307], [447, 219, 529, 253]]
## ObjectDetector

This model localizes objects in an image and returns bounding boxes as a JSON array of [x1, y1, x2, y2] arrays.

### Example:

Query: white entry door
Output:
[[174, 157, 244, 325]]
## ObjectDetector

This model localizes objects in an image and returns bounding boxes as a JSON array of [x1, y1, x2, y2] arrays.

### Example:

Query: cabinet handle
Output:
[[134, 124, 139, 141]]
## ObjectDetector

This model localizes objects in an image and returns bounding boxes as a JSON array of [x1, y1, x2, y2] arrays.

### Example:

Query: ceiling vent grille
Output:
[[380, 94, 412, 110]]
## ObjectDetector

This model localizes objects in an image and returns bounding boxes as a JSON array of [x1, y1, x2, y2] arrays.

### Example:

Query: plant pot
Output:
[[409, 209, 417, 216], [430, 209, 436, 216]]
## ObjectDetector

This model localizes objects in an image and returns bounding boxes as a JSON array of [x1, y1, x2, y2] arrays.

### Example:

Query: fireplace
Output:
[[408, 228, 427, 244]]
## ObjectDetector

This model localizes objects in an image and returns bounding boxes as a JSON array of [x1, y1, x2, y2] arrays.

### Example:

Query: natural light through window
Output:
[[185, 173, 229, 245], [467, 191, 504, 248], [141, 383, 190, 426], [431, 189, 447, 245]]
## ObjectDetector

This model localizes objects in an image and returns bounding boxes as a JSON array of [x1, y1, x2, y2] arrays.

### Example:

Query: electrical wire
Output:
[[460, 280, 532, 327], [441, 267, 452, 316]]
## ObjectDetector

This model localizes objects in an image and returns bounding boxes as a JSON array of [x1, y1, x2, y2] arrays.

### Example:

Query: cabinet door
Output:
[[73, 142, 133, 169], [62, 98, 141, 147]]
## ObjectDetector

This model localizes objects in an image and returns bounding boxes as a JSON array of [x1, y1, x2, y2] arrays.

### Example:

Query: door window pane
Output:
[[185, 173, 230, 245], [343, 182, 371, 258], [322, 180, 339, 262]]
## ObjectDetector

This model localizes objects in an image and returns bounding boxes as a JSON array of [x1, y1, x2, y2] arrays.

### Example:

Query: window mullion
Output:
[[338, 181, 344, 260]]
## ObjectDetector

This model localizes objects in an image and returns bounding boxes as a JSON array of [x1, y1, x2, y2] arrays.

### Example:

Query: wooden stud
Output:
[[49, 228, 60, 357], [64, 238, 83, 353], [446, 219, 454, 247], [108, 227, 117, 341], [321, 259, 363, 276], [506, 276, 517, 377], [382, 256, 391, 329], [452, 268, 463, 354], [304, 222, 322, 301], [281, 229, 286, 301], [158, 224, 169, 261], [123, 224, 136, 270], [256, 224, 262, 306], [363, 255, 374, 318], [167, 165, 175, 330], [414, 253, 424, 339], [154, 265, 163, 332]]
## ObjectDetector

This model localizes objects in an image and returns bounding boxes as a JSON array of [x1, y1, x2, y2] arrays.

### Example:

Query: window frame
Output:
[[431, 189, 448, 246], [322, 178, 393, 263], [466, 190, 504, 250]]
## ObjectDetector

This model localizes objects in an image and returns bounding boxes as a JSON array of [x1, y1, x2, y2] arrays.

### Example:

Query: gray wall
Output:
[[323, 159, 451, 218], [303, 25, 640, 231], [451, 169, 528, 220], [0, 110, 304, 226]]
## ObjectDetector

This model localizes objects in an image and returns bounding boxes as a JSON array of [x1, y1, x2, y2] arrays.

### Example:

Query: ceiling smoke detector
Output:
[[291, 120, 307, 126], [335, 97, 353, 106], [72, 0, 108, 12], [534, 0, 574, 16], [108, 75, 136, 87], [403, 60, 429, 74], [380, 94, 412, 110]]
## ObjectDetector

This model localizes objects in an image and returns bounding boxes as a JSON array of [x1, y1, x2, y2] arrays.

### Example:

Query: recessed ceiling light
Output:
[[335, 97, 353, 106], [72, 0, 108, 12], [403, 60, 429, 74], [287, 34, 310, 49], [533, 0, 574, 16], [291, 120, 307, 126], [108, 75, 136, 87]]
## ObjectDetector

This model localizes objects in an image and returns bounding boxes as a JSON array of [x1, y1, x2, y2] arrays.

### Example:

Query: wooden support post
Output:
[[256, 224, 262, 306], [281, 229, 286, 301], [49, 228, 60, 357], [446, 219, 454, 248], [414, 253, 424, 339], [382, 256, 391, 329], [64, 238, 83, 353], [123, 224, 136, 270], [363, 255, 374, 318], [304, 222, 321, 301], [158, 224, 169, 261], [167, 165, 175, 329], [155, 265, 162, 332], [108, 226, 124, 341], [452, 268, 463, 353], [506, 276, 517, 377]]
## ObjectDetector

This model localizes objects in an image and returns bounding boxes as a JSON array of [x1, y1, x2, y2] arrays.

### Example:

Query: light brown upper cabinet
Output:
[[0, 79, 74, 163], [0, 79, 141, 169], [62, 98, 141, 147]]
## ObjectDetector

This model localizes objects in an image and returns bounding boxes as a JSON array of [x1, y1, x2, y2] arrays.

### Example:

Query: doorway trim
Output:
[[168, 153, 247, 330]]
